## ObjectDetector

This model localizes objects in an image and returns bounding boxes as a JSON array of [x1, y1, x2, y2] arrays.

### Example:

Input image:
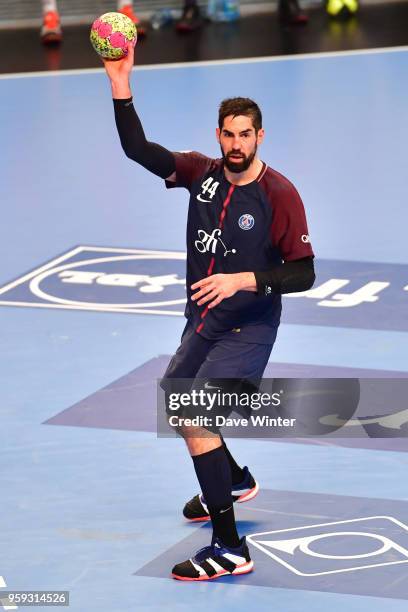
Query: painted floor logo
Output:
[[247, 516, 408, 576], [0, 246, 407, 330], [0, 246, 187, 316]]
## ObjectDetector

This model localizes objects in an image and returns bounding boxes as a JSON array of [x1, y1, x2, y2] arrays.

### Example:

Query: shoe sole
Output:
[[236, 480, 259, 504], [185, 481, 259, 522], [186, 515, 211, 522], [172, 560, 254, 581], [41, 33, 62, 44]]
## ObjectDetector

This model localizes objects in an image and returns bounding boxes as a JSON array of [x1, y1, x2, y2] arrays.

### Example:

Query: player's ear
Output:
[[216, 127, 221, 143], [257, 128, 265, 145]]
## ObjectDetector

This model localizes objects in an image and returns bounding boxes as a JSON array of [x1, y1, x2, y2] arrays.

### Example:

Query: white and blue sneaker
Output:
[[172, 536, 253, 581], [183, 466, 259, 522]]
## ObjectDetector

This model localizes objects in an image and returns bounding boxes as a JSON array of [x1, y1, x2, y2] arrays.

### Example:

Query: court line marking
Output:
[[244, 506, 334, 520], [0, 576, 18, 610], [0, 301, 184, 316], [0, 45, 407, 80], [0, 246, 83, 296]]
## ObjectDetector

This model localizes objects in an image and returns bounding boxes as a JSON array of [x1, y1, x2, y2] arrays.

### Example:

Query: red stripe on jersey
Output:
[[207, 257, 215, 276], [218, 184, 235, 229], [195, 184, 236, 334]]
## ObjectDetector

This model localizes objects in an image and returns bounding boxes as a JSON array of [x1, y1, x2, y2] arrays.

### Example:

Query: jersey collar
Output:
[[256, 161, 267, 182]]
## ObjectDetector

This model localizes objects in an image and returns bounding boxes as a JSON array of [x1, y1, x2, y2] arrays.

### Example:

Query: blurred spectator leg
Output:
[[176, 0, 204, 32], [41, 0, 62, 45], [117, 1, 147, 37], [278, 0, 309, 25]]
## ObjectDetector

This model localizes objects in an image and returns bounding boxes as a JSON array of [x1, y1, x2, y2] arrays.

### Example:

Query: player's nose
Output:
[[232, 135, 242, 147]]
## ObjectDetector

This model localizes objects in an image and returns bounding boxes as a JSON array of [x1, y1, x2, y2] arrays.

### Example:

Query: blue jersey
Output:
[[166, 152, 314, 343]]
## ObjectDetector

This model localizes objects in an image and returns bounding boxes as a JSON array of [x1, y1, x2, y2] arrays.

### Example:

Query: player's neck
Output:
[[223, 157, 263, 186]]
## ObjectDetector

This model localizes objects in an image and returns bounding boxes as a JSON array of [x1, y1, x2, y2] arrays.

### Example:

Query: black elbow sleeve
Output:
[[255, 257, 315, 296], [113, 98, 175, 179]]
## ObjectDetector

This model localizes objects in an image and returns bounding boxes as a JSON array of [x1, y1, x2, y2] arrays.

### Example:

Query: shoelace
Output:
[[194, 537, 231, 563], [193, 544, 215, 563]]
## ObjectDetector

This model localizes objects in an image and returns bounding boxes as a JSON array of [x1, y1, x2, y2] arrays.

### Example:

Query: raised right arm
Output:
[[103, 43, 176, 180]]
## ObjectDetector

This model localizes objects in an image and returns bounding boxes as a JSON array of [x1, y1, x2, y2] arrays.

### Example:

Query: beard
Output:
[[221, 144, 257, 173]]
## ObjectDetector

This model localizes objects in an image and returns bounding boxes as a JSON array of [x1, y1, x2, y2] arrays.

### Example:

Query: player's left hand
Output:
[[191, 274, 240, 309]]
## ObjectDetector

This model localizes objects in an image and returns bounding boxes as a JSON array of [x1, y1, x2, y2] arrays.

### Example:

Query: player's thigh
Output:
[[161, 323, 215, 427], [190, 339, 275, 427], [196, 338, 274, 380], [162, 321, 214, 381]]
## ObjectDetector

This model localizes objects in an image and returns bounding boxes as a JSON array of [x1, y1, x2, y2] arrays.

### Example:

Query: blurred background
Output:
[[1, 0, 407, 72]]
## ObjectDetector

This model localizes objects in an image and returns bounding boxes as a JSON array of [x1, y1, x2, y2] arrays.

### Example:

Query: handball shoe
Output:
[[176, 4, 204, 32], [183, 466, 259, 522], [278, 0, 309, 24], [41, 11, 62, 45], [172, 536, 253, 581], [119, 4, 146, 37]]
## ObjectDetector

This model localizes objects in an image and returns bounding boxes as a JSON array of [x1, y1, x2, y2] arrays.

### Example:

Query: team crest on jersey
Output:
[[238, 214, 255, 230]]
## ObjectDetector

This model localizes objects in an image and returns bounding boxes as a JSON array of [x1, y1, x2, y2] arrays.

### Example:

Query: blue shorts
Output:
[[161, 322, 276, 431], [162, 320, 276, 397], [163, 321, 276, 382]]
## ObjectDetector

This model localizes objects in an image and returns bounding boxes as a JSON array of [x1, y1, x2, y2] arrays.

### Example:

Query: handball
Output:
[[90, 12, 137, 60]]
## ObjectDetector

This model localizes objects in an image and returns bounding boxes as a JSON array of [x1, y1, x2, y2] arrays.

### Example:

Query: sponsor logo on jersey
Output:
[[301, 234, 310, 243], [195, 229, 237, 257], [239, 214, 255, 230]]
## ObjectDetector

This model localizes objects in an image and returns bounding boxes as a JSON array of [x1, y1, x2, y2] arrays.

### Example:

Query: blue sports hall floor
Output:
[[1, 15, 408, 612]]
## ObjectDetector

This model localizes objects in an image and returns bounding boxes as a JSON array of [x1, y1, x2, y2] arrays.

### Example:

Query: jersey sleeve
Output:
[[165, 151, 214, 191], [268, 178, 314, 261]]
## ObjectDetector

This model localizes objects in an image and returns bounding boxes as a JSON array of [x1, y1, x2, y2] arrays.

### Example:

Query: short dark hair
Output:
[[218, 97, 262, 132]]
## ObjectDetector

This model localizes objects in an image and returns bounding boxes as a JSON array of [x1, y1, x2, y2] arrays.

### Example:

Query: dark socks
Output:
[[209, 505, 240, 548], [221, 438, 245, 485], [192, 446, 240, 548]]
